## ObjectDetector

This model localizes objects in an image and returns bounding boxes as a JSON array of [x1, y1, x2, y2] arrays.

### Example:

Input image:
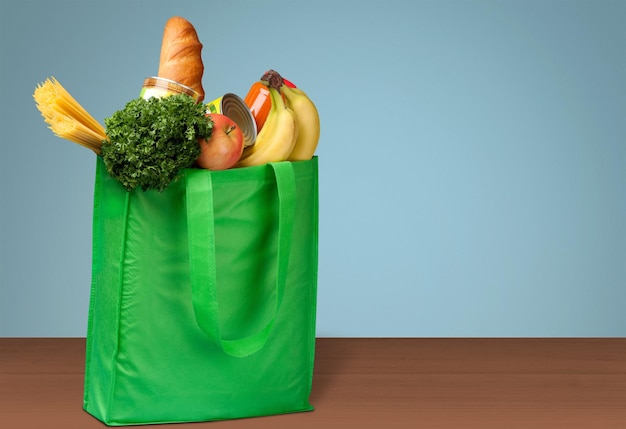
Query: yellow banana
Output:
[[282, 85, 320, 161], [236, 86, 298, 168]]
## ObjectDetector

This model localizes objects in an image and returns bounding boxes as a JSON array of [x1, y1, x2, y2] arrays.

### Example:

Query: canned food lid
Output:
[[221, 93, 258, 148]]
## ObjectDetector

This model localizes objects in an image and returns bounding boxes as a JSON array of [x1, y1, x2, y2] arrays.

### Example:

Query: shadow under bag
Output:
[[83, 157, 319, 426]]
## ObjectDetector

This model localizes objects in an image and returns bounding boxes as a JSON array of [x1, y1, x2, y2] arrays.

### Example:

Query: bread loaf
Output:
[[157, 16, 205, 101]]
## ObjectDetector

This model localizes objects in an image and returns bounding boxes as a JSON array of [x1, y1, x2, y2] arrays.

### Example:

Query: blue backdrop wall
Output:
[[1, 0, 625, 336]]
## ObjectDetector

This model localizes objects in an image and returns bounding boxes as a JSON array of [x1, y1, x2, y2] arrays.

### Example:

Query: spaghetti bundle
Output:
[[33, 77, 108, 154]]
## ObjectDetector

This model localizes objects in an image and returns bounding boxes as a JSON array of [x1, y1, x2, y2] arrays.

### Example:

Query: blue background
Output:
[[1, 0, 625, 337]]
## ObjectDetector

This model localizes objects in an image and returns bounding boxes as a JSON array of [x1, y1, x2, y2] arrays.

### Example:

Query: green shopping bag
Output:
[[83, 156, 319, 426]]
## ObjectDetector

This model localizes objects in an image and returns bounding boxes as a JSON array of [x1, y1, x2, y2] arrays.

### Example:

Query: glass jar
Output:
[[139, 76, 201, 102], [244, 82, 271, 132]]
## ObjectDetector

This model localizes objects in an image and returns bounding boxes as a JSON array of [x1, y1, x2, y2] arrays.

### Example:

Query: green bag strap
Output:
[[185, 162, 296, 358]]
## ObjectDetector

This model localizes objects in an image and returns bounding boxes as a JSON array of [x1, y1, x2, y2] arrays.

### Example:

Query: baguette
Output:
[[157, 16, 205, 101]]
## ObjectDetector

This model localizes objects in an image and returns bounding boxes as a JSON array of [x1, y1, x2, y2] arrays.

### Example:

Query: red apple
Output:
[[197, 113, 244, 170], [283, 78, 297, 88]]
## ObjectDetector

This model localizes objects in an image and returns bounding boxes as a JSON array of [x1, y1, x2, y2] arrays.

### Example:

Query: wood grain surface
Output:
[[1, 338, 625, 429]]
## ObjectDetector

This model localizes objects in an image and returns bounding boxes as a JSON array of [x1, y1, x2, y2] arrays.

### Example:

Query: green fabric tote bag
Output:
[[83, 156, 318, 426]]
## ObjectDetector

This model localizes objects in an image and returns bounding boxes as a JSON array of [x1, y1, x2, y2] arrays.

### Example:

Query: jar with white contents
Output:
[[140, 76, 201, 103]]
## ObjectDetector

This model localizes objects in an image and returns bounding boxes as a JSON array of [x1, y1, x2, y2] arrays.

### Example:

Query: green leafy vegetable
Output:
[[101, 95, 213, 192]]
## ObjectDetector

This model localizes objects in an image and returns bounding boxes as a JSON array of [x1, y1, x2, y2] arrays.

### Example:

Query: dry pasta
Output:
[[33, 77, 107, 154]]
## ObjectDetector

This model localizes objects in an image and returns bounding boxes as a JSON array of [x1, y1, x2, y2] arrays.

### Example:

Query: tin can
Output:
[[140, 76, 201, 102], [207, 93, 257, 148]]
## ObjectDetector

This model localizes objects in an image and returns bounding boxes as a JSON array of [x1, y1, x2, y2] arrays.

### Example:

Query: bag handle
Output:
[[185, 162, 296, 358]]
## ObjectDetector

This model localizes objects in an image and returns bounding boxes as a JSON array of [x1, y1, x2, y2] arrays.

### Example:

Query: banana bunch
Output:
[[236, 85, 297, 167], [237, 70, 320, 167]]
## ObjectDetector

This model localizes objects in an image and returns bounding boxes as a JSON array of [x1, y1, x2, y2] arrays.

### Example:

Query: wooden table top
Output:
[[1, 338, 625, 429]]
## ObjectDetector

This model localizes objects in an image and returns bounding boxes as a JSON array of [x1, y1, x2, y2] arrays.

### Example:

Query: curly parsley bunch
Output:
[[101, 94, 213, 191]]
